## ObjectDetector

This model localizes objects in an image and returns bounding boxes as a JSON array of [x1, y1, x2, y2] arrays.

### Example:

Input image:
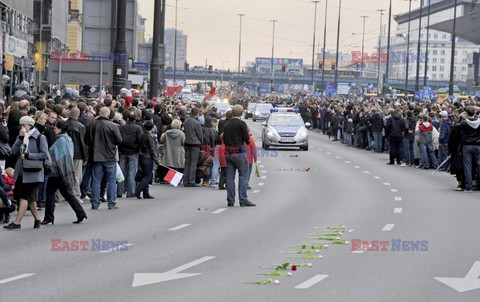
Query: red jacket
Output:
[[245, 134, 257, 165], [218, 144, 227, 168], [124, 96, 133, 109]]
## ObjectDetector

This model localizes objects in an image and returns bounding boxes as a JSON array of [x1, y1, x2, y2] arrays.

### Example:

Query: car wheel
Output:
[[253, 118, 256, 122], [301, 145, 308, 151]]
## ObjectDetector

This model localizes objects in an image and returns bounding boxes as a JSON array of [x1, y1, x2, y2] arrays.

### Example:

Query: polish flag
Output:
[[163, 169, 184, 187]]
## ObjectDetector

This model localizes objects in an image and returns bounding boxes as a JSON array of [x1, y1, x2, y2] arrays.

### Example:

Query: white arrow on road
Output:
[[434, 261, 480, 293], [132, 256, 215, 288], [0, 273, 35, 285]]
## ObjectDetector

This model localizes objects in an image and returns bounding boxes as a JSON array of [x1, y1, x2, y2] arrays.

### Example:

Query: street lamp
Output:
[[173, 0, 179, 82], [237, 14, 245, 74], [385, 0, 393, 92], [424, 0, 431, 87], [320, 0, 328, 95], [404, 0, 412, 96], [270, 20, 277, 93], [360, 16, 369, 71], [415, 0, 424, 93], [311, 1, 320, 91], [377, 9, 385, 94], [334, 0, 342, 91]]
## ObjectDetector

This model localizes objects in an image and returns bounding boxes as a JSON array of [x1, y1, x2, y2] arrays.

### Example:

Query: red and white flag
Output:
[[163, 169, 184, 187]]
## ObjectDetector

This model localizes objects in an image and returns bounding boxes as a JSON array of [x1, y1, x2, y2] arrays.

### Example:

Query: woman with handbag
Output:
[[4, 116, 48, 230], [135, 121, 160, 199]]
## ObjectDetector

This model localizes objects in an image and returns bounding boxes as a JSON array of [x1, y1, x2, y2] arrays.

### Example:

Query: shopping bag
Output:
[[255, 163, 260, 177], [116, 163, 125, 183]]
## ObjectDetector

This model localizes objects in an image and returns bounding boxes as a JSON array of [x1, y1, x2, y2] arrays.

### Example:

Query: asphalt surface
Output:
[[1, 120, 479, 302]]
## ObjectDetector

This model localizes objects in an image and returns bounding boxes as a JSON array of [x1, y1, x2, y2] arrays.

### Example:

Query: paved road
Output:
[[1, 120, 479, 302]]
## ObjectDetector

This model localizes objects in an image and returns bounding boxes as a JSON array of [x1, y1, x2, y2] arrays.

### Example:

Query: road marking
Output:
[[373, 176, 381, 179], [354, 166, 360, 169], [434, 261, 480, 293], [132, 256, 216, 288], [294, 274, 329, 289], [394, 196, 402, 201], [261, 170, 266, 173], [326, 152, 331, 155], [211, 208, 227, 214], [391, 189, 398, 192], [261, 176, 267, 179], [253, 190, 260, 194], [257, 160, 262, 163], [382, 224, 395, 231], [0, 274, 35, 285], [363, 171, 371, 174], [98, 243, 134, 253], [352, 245, 372, 254], [394, 208, 403, 214], [383, 182, 391, 186], [258, 183, 264, 186], [345, 161, 350, 164], [335, 156, 341, 159], [318, 148, 323, 151], [259, 165, 264, 168], [168, 224, 191, 231]]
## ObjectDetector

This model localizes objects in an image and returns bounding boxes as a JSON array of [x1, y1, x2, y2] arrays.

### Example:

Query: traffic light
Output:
[[319, 60, 323, 70], [331, 62, 336, 71], [282, 64, 286, 73], [208, 65, 213, 71]]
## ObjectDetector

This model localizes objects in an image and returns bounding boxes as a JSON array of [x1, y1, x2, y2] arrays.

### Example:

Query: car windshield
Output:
[[247, 103, 256, 109], [269, 115, 304, 126], [256, 104, 273, 110]]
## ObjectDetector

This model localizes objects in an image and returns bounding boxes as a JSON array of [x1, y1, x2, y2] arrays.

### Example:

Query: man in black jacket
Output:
[[85, 107, 122, 209], [183, 108, 203, 187], [460, 107, 480, 192], [118, 111, 143, 197], [385, 108, 406, 165], [223, 105, 255, 207], [67, 107, 87, 201]]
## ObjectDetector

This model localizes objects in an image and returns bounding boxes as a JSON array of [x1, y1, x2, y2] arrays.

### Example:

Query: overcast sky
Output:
[[138, 0, 418, 70]]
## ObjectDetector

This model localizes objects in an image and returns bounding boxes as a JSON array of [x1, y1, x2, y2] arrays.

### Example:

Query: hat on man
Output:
[[440, 110, 448, 117], [19, 116, 35, 126]]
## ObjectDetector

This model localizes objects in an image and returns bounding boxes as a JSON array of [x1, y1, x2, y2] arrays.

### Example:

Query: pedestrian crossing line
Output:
[[352, 245, 372, 254], [354, 166, 360, 169], [373, 176, 381, 179], [363, 171, 371, 174], [382, 224, 395, 231], [383, 182, 391, 186], [98, 243, 134, 253], [252, 190, 260, 194], [168, 224, 191, 231], [345, 161, 351, 164], [335, 156, 341, 159], [212, 208, 227, 214], [394, 196, 402, 201], [394, 208, 403, 214], [294, 274, 329, 289], [258, 183, 265, 186], [0, 274, 35, 285], [257, 160, 262, 163], [261, 170, 266, 173], [317, 148, 323, 151], [326, 152, 331, 155], [391, 189, 398, 192], [261, 176, 267, 179], [259, 165, 264, 168]]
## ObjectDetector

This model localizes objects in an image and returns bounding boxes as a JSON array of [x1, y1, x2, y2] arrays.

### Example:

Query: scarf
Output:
[[23, 128, 36, 150]]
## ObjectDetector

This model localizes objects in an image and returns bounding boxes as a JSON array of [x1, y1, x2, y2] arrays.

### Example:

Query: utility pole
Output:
[[360, 16, 369, 71], [424, 0, 431, 87], [320, 0, 328, 95], [448, 0, 458, 97], [270, 20, 277, 92], [415, 0, 424, 94], [404, 0, 412, 96], [385, 0, 392, 92], [377, 9, 385, 94], [149, 0, 163, 99], [334, 0, 342, 91], [112, 0, 128, 97], [311, 1, 320, 92], [237, 14, 245, 74]]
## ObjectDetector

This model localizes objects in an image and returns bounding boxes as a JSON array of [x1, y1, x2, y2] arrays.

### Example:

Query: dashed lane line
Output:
[[394, 197, 402, 201], [394, 208, 403, 214], [294, 275, 329, 289], [0, 274, 35, 285], [253, 190, 260, 194], [391, 189, 398, 192], [168, 224, 191, 231], [383, 182, 391, 186], [382, 224, 395, 231], [212, 208, 227, 214]]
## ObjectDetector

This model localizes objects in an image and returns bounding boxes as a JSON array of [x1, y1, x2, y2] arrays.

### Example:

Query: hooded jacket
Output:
[[439, 117, 452, 144], [460, 117, 480, 145], [385, 112, 406, 138], [418, 122, 433, 144], [160, 129, 185, 168], [368, 112, 384, 132]]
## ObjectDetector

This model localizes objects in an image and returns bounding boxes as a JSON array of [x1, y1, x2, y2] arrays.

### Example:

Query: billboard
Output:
[[47, 59, 113, 86], [255, 57, 303, 67]]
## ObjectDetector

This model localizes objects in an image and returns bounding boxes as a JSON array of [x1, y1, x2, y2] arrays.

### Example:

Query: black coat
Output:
[[368, 113, 384, 132], [67, 118, 87, 161], [385, 113, 406, 138], [119, 121, 143, 155], [85, 117, 122, 163]]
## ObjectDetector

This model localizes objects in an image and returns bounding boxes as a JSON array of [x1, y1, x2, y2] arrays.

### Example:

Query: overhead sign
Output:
[[255, 57, 304, 67], [47, 59, 113, 85], [4, 54, 14, 71]]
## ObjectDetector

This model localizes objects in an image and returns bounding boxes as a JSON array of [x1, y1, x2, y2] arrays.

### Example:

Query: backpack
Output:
[[36, 134, 52, 170]]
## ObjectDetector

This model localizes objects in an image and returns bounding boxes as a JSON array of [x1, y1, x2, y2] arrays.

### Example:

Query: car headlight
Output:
[[255, 112, 262, 116], [297, 129, 308, 138]]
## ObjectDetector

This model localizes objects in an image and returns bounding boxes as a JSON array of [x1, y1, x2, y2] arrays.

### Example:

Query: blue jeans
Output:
[[81, 163, 92, 197], [420, 143, 438, 169], [135, 155, 154, 197], [37, 170, 50, 207], [403, 138, 415, 165], [91, 162, 117, 208], [346, 133, 352, 146], [463, 145, 480, 190], [248, 163, 253, 185], [372, 131, 382, 152], [210, 145, 220, 184], [117, 153, 139, 197], [438, 143, 449, 169], [226, 153, 249, 205]]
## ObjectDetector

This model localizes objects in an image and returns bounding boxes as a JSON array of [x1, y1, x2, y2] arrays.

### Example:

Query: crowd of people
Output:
[[0, 82, 258, 230], [1, 81, 478, 230]]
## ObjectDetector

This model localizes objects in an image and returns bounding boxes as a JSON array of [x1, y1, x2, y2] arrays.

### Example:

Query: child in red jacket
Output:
[[245, 128, 257, 189], [3, 167, 14, 196]]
